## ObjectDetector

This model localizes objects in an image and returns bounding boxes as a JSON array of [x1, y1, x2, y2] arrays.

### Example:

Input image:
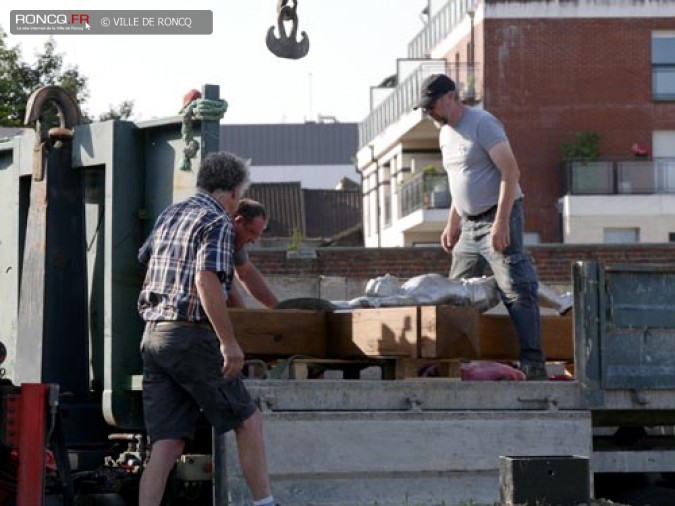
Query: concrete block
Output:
[[500, 455, 590, 506]]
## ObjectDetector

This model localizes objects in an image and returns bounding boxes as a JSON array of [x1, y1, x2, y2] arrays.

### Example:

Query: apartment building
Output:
[[357, 0, 675, 246]]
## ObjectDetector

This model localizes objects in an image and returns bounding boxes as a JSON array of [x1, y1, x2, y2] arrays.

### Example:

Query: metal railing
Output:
[[398, 172, 451, 218], [359, 61, 482, 148], [563, 158, 675, 195], [408, 0, 478, 59]]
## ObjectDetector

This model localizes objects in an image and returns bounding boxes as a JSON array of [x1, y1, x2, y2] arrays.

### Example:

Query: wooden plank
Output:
[[478, 312, 574, 361], [288, 358, 385, 380], [420, 305, 574, 361], [229, 308, 326, 357], [327, 307, 419, 358], [419, 305, 481, 358]]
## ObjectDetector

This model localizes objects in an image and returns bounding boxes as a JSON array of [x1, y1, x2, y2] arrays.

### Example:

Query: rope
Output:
[[178, 98, 228, 171]]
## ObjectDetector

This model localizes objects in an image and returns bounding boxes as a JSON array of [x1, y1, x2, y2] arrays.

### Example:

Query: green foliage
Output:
[[0, 27, 135, 126], [99, 99, 135, 121], [0, 29, 36, 126], [422, 164, 441, 175], [0, 29, 89, 126], [561, 131, 601, 162], [287, 227, 303, 251]]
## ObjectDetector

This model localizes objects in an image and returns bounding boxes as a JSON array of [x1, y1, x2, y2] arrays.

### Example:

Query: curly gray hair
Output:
[[196, 151, 250, 193]]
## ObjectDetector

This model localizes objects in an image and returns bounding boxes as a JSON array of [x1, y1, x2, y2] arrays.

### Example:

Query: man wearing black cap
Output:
[[414, 74, 546, 380]]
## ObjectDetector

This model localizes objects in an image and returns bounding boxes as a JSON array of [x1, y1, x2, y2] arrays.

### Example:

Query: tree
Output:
[[99, 100, 135, 121], [0, 29, 37, 126], [1, 29, 89, 126], [0, 28, 134, 126]]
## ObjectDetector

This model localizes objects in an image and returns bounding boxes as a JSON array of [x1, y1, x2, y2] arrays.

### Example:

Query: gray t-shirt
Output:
[[439, 107, 522, 217], [233, 246, 248, 266]]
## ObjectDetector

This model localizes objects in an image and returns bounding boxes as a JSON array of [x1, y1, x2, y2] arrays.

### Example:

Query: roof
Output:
[[246, 182, 362, 241], [246, 182, 305, 238], [220, 122, 358, 166], [303, 189, 361, 239]]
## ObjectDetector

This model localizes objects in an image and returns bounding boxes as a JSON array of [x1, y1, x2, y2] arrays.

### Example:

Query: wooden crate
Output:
[[229, 308, 327, 357], [327, 307, 419, 358], [419, 306, 480, 358], [421, 305, 574, 361], [329, 305, 574, 361]]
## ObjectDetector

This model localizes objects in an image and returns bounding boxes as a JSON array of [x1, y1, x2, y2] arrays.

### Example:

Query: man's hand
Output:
[[220, 339, 245, 378], [195, 269, 245, 377], [490, 220, 511, 252], [441, 222, 461, 252]]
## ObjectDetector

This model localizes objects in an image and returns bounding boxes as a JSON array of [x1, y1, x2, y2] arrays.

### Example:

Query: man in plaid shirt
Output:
[[138, 151, 276, 506]]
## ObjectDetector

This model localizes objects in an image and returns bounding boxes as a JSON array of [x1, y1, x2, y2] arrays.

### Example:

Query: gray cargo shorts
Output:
[[140, 321, 256, 443]]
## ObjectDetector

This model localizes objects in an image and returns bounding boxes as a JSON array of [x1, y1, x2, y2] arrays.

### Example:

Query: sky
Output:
[[3, 1, 429, 124]]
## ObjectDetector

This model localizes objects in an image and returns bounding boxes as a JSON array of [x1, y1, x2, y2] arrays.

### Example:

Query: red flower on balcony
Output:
[[631, 143, 649, 158]]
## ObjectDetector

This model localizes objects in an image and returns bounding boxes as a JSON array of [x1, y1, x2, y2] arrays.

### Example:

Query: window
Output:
[[603, 228, 639, 244], [652, 32, 675, 101], [669, 232, 675, 243], [524, 233, 541, 246]]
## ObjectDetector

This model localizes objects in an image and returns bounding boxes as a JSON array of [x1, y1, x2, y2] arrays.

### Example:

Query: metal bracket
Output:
[[631, 389, 649, 406], [407, 394, 423, 413], [517, 395, 559, 411], [258, 394, 275, 413]]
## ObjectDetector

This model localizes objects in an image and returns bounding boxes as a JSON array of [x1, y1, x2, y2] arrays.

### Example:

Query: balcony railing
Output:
[[408, 0, 478, 59], [359, 61, 482, 148], [398, 172, 451, 218], [563, 158, 675, 195]]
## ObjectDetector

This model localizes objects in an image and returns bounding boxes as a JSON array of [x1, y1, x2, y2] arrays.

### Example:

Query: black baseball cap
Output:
[[413, 74, 456, 110]]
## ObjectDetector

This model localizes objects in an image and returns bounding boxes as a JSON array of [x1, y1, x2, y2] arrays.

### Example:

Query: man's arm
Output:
[[488, 140, 520, 252], [227, 283, 247, 308], [234, 261, 279, 308], [195, 270, 244, 378], [441, 204, 462, 253]]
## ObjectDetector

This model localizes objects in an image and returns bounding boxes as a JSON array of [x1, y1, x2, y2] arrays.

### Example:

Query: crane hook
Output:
[[266, 0, 310, 59]]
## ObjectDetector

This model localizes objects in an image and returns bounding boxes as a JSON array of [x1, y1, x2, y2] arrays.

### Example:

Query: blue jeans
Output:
[[449, 200, 544, 363]]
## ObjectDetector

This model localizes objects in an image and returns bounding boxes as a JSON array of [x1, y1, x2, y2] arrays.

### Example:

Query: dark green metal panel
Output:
[[605, 264, 675, 328], [101, 84, 223, 429], [103, 120, 146, 429], [77, 116, 212, 429], [3, 85, 223, 431], [16, 135, 90, 400], [573, 261, 604, 406], [0, 142, 20, 377], [575, 262, 675, 399], [601, 264, 675, 390]]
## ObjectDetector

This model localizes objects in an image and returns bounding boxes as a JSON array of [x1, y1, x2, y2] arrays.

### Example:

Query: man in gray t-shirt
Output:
[[414, 73, 546, 380], [229, 199, 279, 308]]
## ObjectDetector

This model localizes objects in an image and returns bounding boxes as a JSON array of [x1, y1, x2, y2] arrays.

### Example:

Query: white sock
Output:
[[253, 496, 275, 506]]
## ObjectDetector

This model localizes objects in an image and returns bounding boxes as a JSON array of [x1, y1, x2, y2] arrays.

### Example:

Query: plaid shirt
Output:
[[137, 192, 235, 322]]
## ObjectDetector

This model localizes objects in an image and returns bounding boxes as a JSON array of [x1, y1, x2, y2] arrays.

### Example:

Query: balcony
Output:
[[359, 61, 482, 148], [408, 0, 478, 59], [399, 172, 451, 218], [563, 158, 675, 195]]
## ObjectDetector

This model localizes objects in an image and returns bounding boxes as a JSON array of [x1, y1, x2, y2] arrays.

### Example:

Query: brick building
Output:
[[357, 0, 675, 246]]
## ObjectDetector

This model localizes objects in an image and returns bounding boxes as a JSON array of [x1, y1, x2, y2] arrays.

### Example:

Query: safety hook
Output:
[[24, 85, 83, 145], [24, 85, 83, 180], [266, 0, 310, 59]]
